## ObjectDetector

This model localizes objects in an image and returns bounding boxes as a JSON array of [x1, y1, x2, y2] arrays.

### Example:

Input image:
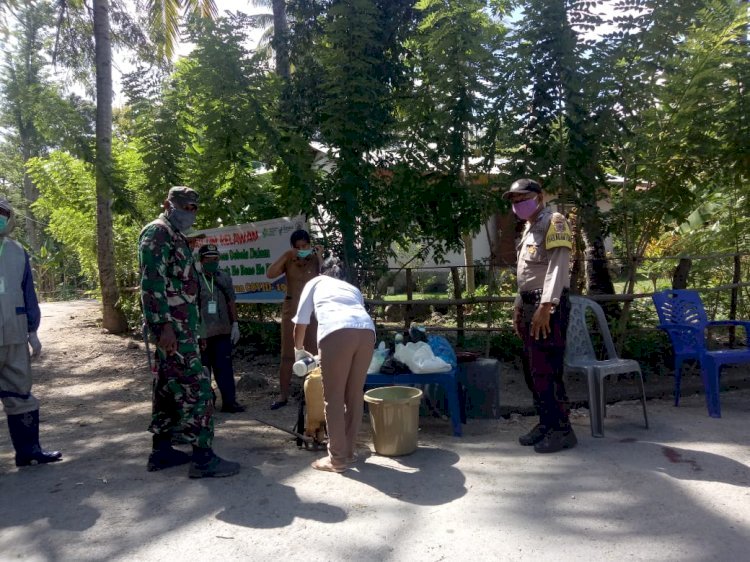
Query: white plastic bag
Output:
[[394, 341, 452, 374]]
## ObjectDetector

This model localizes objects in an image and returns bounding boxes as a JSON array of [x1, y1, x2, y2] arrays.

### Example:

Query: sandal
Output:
[[311, 457, 347, 473]]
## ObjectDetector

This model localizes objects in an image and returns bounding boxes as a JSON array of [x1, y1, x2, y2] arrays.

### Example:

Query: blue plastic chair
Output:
[[564, 296, 649, 437], [652, 289, 750, 418]]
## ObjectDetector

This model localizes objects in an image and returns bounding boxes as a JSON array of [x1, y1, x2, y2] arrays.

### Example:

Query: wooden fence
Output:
[[365, 260, 750, 352]]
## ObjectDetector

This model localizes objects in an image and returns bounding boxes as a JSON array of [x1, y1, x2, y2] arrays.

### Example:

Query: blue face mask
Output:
[[0, 216, 7, 232], [297, 249, 313, 258], [166, 205, 196, 232]]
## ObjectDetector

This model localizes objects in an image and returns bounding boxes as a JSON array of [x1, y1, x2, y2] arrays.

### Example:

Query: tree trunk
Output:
[[93, 0, 127, 333], [462, 232, 475, 293], [493, 211, 518, 267], [579, 202, 618, 316], [21, 148, 40, 253], [272, 0, 290, 80], [672, 258, 692, 289]]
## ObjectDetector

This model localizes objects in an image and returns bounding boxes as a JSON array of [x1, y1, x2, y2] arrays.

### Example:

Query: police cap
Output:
[[198, 243, 220, 258], [501, 178, 543, 199]]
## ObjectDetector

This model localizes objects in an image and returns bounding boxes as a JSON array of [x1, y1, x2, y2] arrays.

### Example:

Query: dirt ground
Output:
[[1, 300, 749, 561]]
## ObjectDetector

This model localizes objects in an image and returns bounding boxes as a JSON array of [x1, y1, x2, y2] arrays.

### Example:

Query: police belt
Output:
[[519, 287, 569, 305]]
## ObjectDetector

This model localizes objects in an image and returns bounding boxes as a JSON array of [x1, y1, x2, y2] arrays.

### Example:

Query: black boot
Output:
[[188, 446, 240, 479], [534, 425, 578, 454], [147, 434, 191, 472], [518, 423, 548, 446], [7, 411, 62, 467]]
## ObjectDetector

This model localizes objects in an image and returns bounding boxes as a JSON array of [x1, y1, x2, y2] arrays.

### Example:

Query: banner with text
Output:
[[192, 216, 306, 303]]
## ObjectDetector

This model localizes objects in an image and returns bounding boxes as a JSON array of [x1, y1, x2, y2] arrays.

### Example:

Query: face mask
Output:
[[512, 198, 540, 220], [297, 249, 313, 258], [0, 216, 7, 233], [166, 205, 196, 232], [203, 262, 220, 274]]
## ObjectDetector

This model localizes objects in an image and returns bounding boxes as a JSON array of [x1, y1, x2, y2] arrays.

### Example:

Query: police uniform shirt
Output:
[[199, 270, 236, 338], [516, 207, 573, 305]]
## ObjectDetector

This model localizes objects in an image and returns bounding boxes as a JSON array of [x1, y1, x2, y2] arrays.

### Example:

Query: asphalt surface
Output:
[[1, 389, 748, 561]]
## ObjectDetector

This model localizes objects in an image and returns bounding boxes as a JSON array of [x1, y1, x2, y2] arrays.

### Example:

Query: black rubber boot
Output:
[[533, 426, 578, 454], [147, 434, 191, 472], [7, 411, 62, 467], [518, 423, 548, 446], [188, 446, 240, 479]]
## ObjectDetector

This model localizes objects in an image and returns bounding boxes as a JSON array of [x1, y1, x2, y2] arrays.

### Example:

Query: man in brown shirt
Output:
[[266, 229, 323, 409], [505, 178, 576, 454]]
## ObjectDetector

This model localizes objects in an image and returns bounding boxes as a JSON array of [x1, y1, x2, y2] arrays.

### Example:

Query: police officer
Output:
[[504, 179, 577, 453], [139, 186, 240, 477], [197, 243, 244, 413], [0, 198, 62, 467]]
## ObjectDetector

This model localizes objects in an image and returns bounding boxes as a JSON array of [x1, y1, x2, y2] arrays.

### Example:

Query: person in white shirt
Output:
[[292, 258, 375, 472]]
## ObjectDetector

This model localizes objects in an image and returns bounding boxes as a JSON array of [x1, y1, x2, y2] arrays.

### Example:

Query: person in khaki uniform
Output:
[[0, 198, 62, 467], [266, 229, 323, 410], [504, 179, 577, 453]]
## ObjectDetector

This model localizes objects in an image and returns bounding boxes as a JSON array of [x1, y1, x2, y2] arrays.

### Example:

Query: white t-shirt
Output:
[[292, 276, 375, 344]]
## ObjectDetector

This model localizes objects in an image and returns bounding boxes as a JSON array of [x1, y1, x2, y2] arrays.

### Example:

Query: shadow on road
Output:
[[343, 446, 467, 505]]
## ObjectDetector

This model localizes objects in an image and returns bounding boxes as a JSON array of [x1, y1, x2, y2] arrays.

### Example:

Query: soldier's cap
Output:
[[198, 243, 220, 258], [502, 178, 543, 199], [167, 186, 199, 207]]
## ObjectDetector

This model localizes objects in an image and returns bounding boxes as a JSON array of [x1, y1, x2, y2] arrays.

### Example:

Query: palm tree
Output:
[[92, 0, 127, 332]]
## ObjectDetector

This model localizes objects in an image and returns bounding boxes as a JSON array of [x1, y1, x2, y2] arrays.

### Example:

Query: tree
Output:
[[44, 0, 216, 332], [399, 0, 507, 292], [496, 0, 617, 301], [123, 14, 283, 227], [0, 0, 96, 253]]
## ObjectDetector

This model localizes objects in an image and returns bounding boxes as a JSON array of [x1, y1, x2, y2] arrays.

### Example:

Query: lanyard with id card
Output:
[[0, 239, 5, 295], [203, 273, 217, 314]]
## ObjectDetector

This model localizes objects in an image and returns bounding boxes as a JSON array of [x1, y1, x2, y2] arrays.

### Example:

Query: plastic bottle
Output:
[[293, 356, 319, 377]]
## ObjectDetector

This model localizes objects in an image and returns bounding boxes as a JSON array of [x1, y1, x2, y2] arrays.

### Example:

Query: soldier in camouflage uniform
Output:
[[139, 186, 240, 478], [504, 179, 577, 454]]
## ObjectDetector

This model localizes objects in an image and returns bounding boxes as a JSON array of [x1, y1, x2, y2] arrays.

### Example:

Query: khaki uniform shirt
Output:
[[515, 207, 572, 306]]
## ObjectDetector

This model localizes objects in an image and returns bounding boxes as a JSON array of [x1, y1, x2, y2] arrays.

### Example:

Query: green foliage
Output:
[[239, 320, 281, 355], [487, 329, 524, 362], [621, 330, 672, 378], [123, 13, 284, 228], [605, 1, 750, 278], [27, 153, 99, 282], [26, 142, 147, 294]]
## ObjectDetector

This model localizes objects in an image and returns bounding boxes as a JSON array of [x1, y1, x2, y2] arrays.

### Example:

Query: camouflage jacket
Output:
[[138, 214, 199, 338]]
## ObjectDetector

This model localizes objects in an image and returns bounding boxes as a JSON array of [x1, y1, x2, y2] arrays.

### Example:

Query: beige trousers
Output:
[[318, 328, 375, 468]]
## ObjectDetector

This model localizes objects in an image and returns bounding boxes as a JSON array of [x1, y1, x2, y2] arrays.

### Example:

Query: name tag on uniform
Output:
[[0, 277, 5, 295], [208, 300, 217, 314]]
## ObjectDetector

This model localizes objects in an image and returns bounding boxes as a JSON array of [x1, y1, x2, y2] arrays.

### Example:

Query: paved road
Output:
[[1, 389, 748, 561]]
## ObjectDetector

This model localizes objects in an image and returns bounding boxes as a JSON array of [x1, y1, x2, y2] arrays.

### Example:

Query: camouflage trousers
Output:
[[149, 345, 214, 448], [519, 289, 571, 430]]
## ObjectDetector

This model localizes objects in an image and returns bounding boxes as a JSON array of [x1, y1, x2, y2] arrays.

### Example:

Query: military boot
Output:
[[188, 446, 240, 478], [147, 434, 191, 472], [533, 426, 578, 454], [518, 423, 547, 446], [7, 410, 63, 467]]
